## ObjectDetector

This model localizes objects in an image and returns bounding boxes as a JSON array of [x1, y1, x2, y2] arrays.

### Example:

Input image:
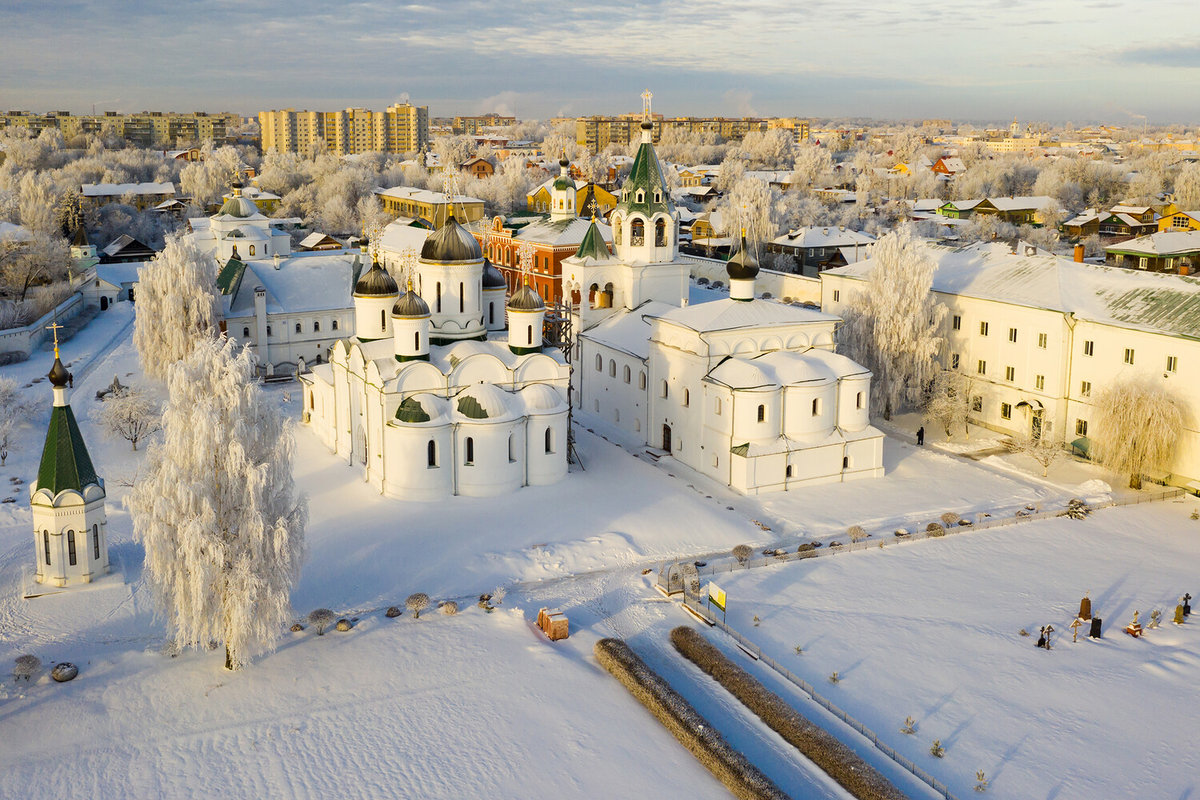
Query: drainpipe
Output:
[[1062, 312, 1076, 446]]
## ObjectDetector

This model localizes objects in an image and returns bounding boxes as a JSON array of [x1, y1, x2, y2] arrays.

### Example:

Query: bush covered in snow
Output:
[[13, 654, 40, 682], [595, 636, 788, 800], [926, 523, 945, 538], [941, 512, 961, 527], [406, 593, 430, 619], [491, 586, 506, 606], [1064, 499, 1091, 520], [440, 601, 459, 616], [308, 608, 336, 635], [847, 526, 867, 543], [733, 544, 753, 565], [385, 606, 402, 618]]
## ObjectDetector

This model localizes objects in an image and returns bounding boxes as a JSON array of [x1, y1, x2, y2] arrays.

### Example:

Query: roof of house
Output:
[[648, 297, 839, 335], [771, 226, 875, 249], [81, 182, 175, 197], [222, 252, 363, 317], [1106, 229, 1200, 257], [375, 186, 484, 205], [300, 232, 342, 249], [513, 216, 611, 248], [101, 234, 156, 258], [826, 240, 1200, 340]]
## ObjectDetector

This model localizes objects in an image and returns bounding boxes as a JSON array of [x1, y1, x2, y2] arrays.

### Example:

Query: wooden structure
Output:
[[537, 607, 569, 641]]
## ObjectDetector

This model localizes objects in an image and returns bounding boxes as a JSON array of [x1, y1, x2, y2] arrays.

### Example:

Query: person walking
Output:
[[916, 426, 925, 446]]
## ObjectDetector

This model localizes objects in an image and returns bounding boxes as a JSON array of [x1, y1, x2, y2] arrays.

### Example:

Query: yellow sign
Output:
[[708, 582, 726, 612]]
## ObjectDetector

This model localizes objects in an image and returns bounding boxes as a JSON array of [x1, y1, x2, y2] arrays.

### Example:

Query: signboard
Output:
[[708, 582, 727, 612]]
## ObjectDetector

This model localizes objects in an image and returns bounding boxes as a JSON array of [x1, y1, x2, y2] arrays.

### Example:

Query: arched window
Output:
[[249, 245, 256, 256], [545, 427, 553, 453], [243, 326, 250, 338], [615, 408, 620, 423], [43, 530, 50, 565], [266, 325, 272, 337], [683, 388, 690, 407], [427, 440, 437, 468], [309, 392, 315, 409], [655, 218, 667, 247], [380, 309, 386, 332], [67, 530, 77, 566], [93, 524, 100, 560], [314, 321, 320, 332], [596, 354, 603, 371], [436, 282, 442, 313], [631, 218, 645, 246], [623, 365, 631, 383], [508, 434, 516, 463], [296, 322, 303, 334], [715, 397, 722, 415], [661, 380, 668, 398], [489, 303, 495, 325], [614, 218, 622, 245], [459, 282, 465, 313], [639, 372, 646, 390], [609, 360, 616, 377], [786, 464, 793, 478], [843, 456, 850, 469], [757, 404, 766, 422], [812, 398, 820, 416], [635, 418, 641, 432], [465, 437, 474, 465], [856, 391, 864, 409], [414, 331, 421, 351], [332, 319, 339, 331], [527, 325, 534, 345]]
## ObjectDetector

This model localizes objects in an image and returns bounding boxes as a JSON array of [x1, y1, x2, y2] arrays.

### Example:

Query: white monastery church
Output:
[[566, 116, 884, 495]]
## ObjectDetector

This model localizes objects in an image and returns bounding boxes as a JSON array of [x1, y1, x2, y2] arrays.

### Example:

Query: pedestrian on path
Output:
[[917, 426, 925, 446]]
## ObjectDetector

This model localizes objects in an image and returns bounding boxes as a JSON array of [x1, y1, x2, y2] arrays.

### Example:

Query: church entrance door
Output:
[[662, 424, 672, 453]]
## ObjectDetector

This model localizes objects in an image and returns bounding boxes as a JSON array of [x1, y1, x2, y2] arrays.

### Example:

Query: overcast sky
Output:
[[4, 0, 1199, 125]]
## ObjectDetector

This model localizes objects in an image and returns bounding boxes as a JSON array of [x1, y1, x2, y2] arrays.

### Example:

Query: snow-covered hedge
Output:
[[670, 626, 907, 800], [593, 637, 787, 800]]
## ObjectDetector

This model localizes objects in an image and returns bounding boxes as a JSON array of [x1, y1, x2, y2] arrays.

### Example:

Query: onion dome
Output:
[[482, 258, 507, 289], [48, 357, 70, 388], [217, 183, 260, 219], [508, 282, 545, 311], [353, 260, 399, 297], [420, 215, 482, 263], [726, 236, 760, 281], [554, 152, 575, 192], [392, 280, 430, 318]]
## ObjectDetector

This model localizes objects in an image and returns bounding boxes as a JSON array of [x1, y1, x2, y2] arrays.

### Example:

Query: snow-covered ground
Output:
[[703, 501, 1200, 799]]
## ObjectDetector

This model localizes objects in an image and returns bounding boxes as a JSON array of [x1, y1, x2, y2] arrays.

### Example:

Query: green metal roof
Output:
[[396, 396, 431, 423], [37, 404, 100, 496], [216, 256, 247, 297], [457, 394, 489, 419], [730, 442, 750, 457], [615, 141, 673, 217], [574, 220, 612, 261]]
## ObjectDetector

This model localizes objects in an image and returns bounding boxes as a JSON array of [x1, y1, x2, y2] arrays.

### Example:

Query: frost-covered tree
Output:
[[127, 338, 307, 670], [0, 376, 34, 465], [924, 370, 971, 439], [1091, 376, 1186, 489], [732, 543, 753, 564], [133, 234, 222, 381], [0, 232, 70, 302], [840, 227, 946, 419], [718, 175, 780, 254], [180, 143, 244, 207], [789, 144, 834, 192], [1171, 162, 1200, 212], [307, 608, 336, 635], [1005, 433, 1064, 477], [90, 387, 162, 451], [406, 592, 430, 619]]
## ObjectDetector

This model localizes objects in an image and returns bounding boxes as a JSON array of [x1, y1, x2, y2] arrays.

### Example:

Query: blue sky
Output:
[[3, 0, 1199, 124]]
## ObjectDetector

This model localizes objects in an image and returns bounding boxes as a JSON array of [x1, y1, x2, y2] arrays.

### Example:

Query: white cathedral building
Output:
[[565, 118, 884, 495], [300, 219, 570, 500]]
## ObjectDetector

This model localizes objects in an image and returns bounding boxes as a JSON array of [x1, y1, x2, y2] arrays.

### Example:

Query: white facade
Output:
[[821, 240, 1200, 485]]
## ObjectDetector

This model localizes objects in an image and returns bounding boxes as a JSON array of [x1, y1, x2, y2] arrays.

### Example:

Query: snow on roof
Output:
[[95, 262, 143, 286], [937, 157, 966, 171], [380, 219, 432, 254], [375, 186, 483, 205], [771, 226, 875, 249], [827, 240, 1200, 339], [582, 301, 675, 360], [514, 217, 611, 248], [81, 182, 175, 197], [300, 232, 341, 248], [1106, 230, 1200, 256], [0, 221, 32, 241], [226, 252, 360, 316], [985, 195, 1055, 212], [649, 297, 840, 335], [1110, 204, 1151, 215]]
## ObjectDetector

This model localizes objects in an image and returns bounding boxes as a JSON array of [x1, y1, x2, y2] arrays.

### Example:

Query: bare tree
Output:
[[89, 387, 162, 451], [1092, 376, 1186, 489], [732, 544, 753, 565], [406, 592, 430, 619], [924, 370, 971, 439], [308, 608, 336, 635], [1005, 433, 1064, 477], [0, 377, 35, 465]]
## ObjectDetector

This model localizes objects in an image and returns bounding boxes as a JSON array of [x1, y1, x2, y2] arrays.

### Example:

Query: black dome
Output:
[[354, 261, 399, 297], [392, 288, 430, 318], [726, 238, 760, 281], [482, 258, 506, 289], [508, 283, 545, 312], [420, 216, 483, 263], [48, 357, 70, 388]]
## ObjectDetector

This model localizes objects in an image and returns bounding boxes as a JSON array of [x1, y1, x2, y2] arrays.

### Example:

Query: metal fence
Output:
[[681, 589, 962, 800], [659, 488, 1186, 591]]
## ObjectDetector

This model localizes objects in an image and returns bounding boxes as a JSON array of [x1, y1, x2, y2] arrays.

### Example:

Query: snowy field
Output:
[[703, 501, 1200, 800]]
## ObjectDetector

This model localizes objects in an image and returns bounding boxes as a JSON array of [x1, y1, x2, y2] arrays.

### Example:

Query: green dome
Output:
[[217, 195, 261, 219]]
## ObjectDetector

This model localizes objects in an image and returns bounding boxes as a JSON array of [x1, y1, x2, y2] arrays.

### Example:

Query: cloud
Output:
[[722, 89, 758, 117], [1112, 42, 1200, 69]]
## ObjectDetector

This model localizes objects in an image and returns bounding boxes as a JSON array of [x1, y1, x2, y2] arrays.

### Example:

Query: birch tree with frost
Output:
[[924, 370, 971, 440], [0, 377, 35, 466], [90, 387, 162, 451], [1091, 376, 1185, 489], [840, 226, 946, 419], [128, 338, 307, 670], [134, 234, 222, 381]]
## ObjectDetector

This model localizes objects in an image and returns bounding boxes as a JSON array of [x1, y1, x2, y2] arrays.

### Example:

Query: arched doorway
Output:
[[99, 296, 109, 311], [354, 425, 367, 465], [662, 424, 672, 452]]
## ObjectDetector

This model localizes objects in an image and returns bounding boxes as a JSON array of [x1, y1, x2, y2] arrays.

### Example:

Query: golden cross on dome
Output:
[[46, 321, 63, 359], [586, 197, 599, 221], [518, 238, 536, 286], [641, 89, 653, 122]]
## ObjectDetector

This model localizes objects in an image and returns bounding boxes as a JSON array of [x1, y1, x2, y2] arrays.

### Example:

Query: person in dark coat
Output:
[[917, 426, 925, 445], [1036, 626, 1046, 649]]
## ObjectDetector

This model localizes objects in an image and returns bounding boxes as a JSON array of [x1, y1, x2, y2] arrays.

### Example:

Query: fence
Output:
[[681, 589, 962, 800], [659, 488, 1186, 591]]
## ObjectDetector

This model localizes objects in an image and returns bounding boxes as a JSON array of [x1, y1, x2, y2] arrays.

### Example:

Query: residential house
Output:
[[767, 226, 875, 277], [1105, 230, 1200, 274], [460, 157, 495, 179], [1158, 208, 1200, 232], [931, 156, 966, 176], [526, 180, 617, 218], [376, 186, 485, 228], [299, 232, 344, 251], [81, 182, 175, 211]]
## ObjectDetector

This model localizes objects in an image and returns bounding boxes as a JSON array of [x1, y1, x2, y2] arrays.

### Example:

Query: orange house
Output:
[[473, 215, 612, 305]]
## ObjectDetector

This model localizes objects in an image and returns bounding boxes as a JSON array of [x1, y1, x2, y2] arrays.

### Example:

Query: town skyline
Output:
[[4, 0, 1200, 124]]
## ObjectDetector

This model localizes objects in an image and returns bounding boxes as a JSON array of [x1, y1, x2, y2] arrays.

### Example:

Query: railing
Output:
[[682, 589, 962, 800]]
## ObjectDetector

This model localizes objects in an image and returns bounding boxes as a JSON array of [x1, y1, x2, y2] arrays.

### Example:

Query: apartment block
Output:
[[259, 104, 429, 156], [0, 110, 237, 147], [575, 115, 809, 152]]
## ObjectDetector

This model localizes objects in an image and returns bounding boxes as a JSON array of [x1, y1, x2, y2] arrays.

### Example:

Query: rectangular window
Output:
[[1005, 366, 1015, 382], [1080, 380, 1091, 397], [980, 321, 989, 336], [832, 290, 840, 302], [1035, 375, 1045, 390], [971, 396, 983, 412], [952, 315, 961, 330], [1124, 348, 1135, 365], [1001, 403, 1012, 420], [1076, 419, 1088, 436], [1083, 340, 1094, 357], [1008, 327, 1017, 343], [1167, 355, 1178, 372], [1038, 333, 1047, 349], [951, 353, 960, 370], [977, 360, 987, 375]]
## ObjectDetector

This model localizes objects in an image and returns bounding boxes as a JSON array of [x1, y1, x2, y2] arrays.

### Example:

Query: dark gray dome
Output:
[[508, 283, 545, 312], [482, 258, 506, 289], [354, 261, 399, 297], [420, 216, 482, 263], [392, 287, 430, 318], [726, 238, 760, 281]]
